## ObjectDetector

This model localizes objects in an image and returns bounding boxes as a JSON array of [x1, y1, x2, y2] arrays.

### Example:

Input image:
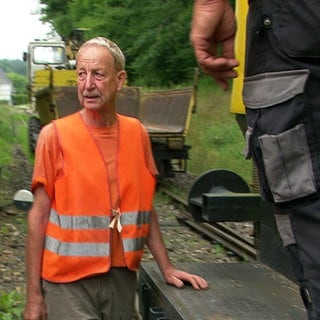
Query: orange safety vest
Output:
[[42, 112, 156, 283]]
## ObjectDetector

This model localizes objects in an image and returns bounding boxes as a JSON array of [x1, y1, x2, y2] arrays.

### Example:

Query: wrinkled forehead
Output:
[[77, 38, 125, 71], [77, 45, 111, 61]]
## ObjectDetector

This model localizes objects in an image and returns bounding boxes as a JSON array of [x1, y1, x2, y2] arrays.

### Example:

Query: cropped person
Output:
[[191, 1, 320, 319], [23, 37, 208, 320]]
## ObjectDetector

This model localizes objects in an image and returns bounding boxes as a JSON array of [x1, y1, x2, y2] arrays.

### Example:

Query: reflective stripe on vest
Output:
[[123, 237, 147, 252], [46, 208, 152, 256], [49, 208, 111, 229], [49, 208, 151, 229], [45, 235, 147, 256], [46, 235, 110, 256]]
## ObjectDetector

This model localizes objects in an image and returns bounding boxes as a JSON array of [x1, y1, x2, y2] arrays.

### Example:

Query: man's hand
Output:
[[163, 267, 209, 290], [23, 294, 47, 320], [191, 0, 239, 90]]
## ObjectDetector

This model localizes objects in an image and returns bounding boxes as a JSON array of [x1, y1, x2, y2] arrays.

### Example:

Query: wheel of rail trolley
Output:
[[28, 116, 41, 153], [188, 169, 251, 222]]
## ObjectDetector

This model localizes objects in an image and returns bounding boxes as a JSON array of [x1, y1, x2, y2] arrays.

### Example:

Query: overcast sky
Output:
[[0, 0, 53, 60]]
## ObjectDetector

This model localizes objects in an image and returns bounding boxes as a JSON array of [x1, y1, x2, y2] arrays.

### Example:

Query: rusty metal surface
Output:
[[139, 88, 194, 136], [55, 86, 81, 118], [116, 86, 141, 119], [139, 262, 306, 320], [117, 87, 194, 137]]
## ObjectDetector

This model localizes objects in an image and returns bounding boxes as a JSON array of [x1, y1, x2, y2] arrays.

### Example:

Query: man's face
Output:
[[76, 45, 125, 112]]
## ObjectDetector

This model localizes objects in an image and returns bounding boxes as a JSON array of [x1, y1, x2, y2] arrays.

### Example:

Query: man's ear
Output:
[[117, 70, 127, 91]]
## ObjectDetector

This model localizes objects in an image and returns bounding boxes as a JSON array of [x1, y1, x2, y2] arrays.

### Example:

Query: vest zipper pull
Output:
[[109, 208, 122, 233]]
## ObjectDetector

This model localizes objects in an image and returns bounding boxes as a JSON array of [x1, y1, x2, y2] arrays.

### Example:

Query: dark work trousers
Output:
[[43, 267, 137, 320], [243, 1, 320, 319]]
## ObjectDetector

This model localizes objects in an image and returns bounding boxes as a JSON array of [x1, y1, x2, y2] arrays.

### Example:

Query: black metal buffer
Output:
[[188, 169, 262, 223]]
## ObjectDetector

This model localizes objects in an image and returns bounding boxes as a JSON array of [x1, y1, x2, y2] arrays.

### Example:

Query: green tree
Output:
[[39, 0, 74, 37], [39, 0, 197, 87]]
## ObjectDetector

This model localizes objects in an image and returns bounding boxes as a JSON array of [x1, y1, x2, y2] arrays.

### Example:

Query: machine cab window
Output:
[[32, 45, 66, 65]]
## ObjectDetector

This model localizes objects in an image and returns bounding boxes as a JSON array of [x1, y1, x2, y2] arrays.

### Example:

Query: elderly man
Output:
[[24, 37, 208, 320]]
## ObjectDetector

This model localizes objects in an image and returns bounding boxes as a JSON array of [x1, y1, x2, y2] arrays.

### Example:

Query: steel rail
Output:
[[159, 187, 257, 262]]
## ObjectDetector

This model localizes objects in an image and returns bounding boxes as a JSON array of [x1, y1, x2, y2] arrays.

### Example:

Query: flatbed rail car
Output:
[[136, 169, 306, 319], [28, 68, 196, 178]]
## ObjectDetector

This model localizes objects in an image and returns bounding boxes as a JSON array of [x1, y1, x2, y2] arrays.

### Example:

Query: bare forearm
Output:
[[23, 187, 51, 320], [25, 222, 46, 299], [25, 187, 51, 300], [146, 209, 209, 290], [146, 210, 173, 275]]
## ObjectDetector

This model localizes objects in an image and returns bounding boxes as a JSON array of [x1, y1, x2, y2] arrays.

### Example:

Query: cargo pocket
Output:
[[243, 69, 316, 203], [259, 125, 316, 202]]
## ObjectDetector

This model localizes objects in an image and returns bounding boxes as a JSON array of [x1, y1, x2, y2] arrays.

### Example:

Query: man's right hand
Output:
[[190, 0, 239, 90], [23, 296, 47, 320]]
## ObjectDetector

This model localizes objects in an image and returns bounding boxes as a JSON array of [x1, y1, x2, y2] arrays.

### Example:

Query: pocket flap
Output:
[[243, 69, 309, 109]]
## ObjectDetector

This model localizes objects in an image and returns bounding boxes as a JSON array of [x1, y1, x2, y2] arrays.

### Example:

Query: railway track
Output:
[[158, 185, 258, 262]]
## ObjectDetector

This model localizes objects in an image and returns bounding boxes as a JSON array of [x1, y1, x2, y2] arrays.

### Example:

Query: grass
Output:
[[0, 105, 29, 168], [187, 76, 252, 185], [0, 291, 24, 320]]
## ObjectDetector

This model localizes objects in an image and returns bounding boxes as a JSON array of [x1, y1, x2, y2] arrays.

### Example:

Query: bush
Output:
[[0, 291, 24, 320], [12, 94, 28, 106], [0, 105, 29, 167]]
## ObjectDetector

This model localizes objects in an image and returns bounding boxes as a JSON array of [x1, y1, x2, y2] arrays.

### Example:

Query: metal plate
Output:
[[138, 262, 305, 320]]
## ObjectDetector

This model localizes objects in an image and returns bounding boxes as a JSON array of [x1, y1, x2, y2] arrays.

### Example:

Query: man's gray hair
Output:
[[77, 37, 125, 70]]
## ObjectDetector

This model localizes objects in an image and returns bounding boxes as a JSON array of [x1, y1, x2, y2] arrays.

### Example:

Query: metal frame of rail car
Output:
[[137, 169, 305, 319]]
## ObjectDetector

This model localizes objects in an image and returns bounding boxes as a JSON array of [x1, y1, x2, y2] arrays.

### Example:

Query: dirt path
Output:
[[0, 146, 32, 295]]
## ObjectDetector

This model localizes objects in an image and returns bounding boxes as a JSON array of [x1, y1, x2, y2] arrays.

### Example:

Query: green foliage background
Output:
[[39, 0, 197, 86], [0, 105, 29, 168], [1, 1, 237, 100], [187, 76, 251, 184]]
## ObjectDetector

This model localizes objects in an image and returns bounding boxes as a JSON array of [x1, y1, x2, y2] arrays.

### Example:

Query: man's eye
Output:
[[77, 71, 86, 80], [95, 72, 105, 80]]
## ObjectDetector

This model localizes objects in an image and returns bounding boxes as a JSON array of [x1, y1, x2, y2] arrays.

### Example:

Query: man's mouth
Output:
[[84, 95, 99, 101]]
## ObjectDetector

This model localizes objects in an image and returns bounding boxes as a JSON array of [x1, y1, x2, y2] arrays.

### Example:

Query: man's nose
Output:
[[84, 74, 95, 89]]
